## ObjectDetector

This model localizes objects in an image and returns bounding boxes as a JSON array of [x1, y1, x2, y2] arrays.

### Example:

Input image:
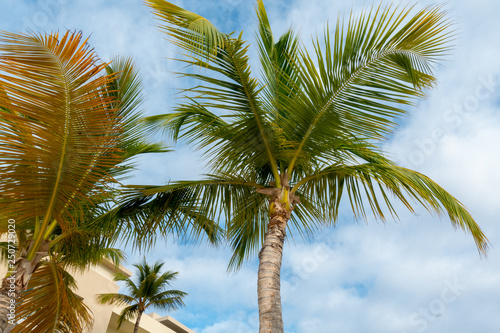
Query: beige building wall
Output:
[[68, 260, 132, 333], [105, 312, 192, 333]]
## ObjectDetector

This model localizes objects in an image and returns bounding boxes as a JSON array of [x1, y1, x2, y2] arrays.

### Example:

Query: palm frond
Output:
[[148, 291, 187, 311], [116, 304, 140, 329], [101, 182, 225, 250], [104, 56, 168, 178], [146, 0, 229, 60], [256, 0, 301, 123], [0, 30, 121, 231], [296, 162, 488, 254], [115, 173, 318, 270], [51, 227, 126, 270], [114, 175, 263, 248], [146, 0, 284, 184], [96, 293, 135, 307], [12, 261, 93, 333], [285, 4, 454, 172]]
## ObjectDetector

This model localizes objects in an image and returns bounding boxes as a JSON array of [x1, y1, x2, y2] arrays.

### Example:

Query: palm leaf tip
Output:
[[395, 168, 489, 256], [145, 0, 228, 60], [446, 201, 489, 256]]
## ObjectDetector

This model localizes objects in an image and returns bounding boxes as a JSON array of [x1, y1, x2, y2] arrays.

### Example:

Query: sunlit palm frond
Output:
[[96, 293, 135, 307], [105, 56, 168, 176], [146, 0, 284, 183], [146, 0, 228, 60], [286, 4, 454, 172], [296, 163, 488, 254], [12, 261, 93, 333], [152, 37, 282, 175], [0, 31, 121, 231], [256, 0, 301, 122]]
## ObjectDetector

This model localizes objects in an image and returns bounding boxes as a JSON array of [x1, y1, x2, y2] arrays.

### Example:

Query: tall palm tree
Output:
[[0, 30, 183, 332], [97, 259, 187, 333], [119, 1, 489, 332]]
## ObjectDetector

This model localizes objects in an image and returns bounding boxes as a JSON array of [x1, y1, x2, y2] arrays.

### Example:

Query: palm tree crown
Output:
[[0, 30, 164, 332], [137, 0, 488, 261], [119, 0, 489, 331]]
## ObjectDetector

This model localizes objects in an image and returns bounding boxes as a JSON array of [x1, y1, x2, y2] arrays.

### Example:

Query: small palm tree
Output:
[[97, 259, 187, 333]]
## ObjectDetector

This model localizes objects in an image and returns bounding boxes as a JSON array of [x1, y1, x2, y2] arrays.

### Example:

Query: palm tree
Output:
[[119, 1, 489, 332], [97, 259, 187, 333], [0, 31, 174, 332]]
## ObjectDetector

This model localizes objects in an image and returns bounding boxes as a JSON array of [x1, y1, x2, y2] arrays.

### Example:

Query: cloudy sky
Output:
[[1, 0, 500, 332]]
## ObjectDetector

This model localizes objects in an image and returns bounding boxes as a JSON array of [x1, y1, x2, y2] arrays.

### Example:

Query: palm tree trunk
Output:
[[0, 259, 36, 332], [258, 198, 291, 333], [133, 310, 144, 333], [0, 241, 49, 332]]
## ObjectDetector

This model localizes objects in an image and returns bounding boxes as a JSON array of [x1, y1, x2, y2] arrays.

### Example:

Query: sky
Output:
[[1, 0, 500, 332]]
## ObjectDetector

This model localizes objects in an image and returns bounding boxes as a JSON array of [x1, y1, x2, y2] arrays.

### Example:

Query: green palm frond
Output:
[[149, 290, 187, 311], [111, 273, 142, 301], [35, 198, 126, 269], [285, 4, 454, 172], [105, 56, 168, 174], [116, 175, 319, 270], [102, 182, 225, 249], [96, 293, 136, 307], [145, 0, 284, 183], [226, 188, 269, 270], [296, 163, 488, 254], [256, 0, 301, 120], [50, 228, 126, 270], [116, 175, 262, 236], [135, 0, 486, 272], [12, 261, 93, 333], [155, 37, 282, 175], [116, 304, 140, 329], [146, 0, 228, 60]]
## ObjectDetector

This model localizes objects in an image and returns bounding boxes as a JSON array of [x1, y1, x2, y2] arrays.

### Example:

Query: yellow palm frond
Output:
[[0, 31, 122, 231]]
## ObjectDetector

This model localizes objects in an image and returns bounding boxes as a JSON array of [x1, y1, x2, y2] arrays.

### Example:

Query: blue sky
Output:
[[2, 0, 500, 332]]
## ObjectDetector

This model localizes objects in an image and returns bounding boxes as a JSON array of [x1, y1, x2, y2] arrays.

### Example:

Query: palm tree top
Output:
[[132, 0, 488, 271], [97, 259, 187, 330]]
